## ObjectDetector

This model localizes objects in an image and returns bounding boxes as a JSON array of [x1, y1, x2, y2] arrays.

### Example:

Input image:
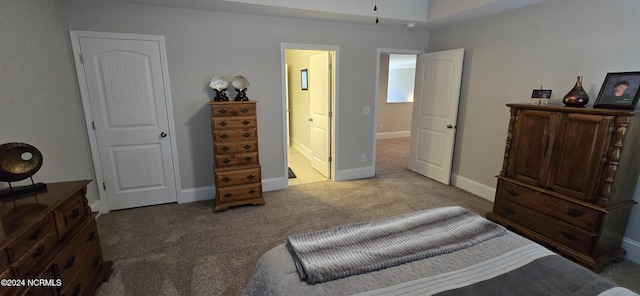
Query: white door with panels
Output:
[[309, 52, 331, 178], [409, 49, 464, 185], [70, 31, 179, 211]]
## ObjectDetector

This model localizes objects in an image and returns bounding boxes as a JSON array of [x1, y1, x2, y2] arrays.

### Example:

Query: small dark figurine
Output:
[[214, 89, 229, 102], [234, 88, 248, 101], [231, 75, 250, 101]]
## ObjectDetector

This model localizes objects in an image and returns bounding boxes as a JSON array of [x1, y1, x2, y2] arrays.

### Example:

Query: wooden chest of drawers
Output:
[[487, 104, 639, 272], [0, 180, 112, 296], [209, 101, 265, 212]]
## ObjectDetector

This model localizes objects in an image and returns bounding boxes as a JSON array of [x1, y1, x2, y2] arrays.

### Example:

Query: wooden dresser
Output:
[[487, 104, 639, 271], [0, 180, 112, 296], [209, 101, 264, 212]]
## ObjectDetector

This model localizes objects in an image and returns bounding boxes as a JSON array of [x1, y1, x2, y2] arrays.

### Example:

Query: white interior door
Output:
[[309, 52, 331, 178], [73, 33, 178, 210], [285, 65, 291, 146], [409, 49, 464, 185]]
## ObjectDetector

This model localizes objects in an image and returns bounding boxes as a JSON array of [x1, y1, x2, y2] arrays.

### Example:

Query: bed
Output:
[[242, 206, 638, 296]]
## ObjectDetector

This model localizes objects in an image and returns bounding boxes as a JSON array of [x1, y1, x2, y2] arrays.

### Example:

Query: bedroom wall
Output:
[[427, 0, 640, 263], [60, 1, 428, 190], [0, 1, 100, 204]]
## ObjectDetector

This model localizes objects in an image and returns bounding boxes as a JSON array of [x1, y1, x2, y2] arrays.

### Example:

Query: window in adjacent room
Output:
[[386, 54, 417, 104]]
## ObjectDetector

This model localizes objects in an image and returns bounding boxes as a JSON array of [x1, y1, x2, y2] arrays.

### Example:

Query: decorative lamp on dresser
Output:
[[209, 101, 264, 212], [0, 180, 112, 296], [487, 103, 640, 272]]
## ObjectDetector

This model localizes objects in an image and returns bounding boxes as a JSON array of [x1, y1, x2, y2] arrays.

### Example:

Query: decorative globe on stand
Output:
[[209, 76, 229, 101], [231, 75, 250, 101]]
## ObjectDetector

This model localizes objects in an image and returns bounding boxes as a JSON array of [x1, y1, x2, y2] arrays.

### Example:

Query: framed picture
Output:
[[301, 69, 308, 91], [531, 89, 552, 99], [594, 71, 640, 110]]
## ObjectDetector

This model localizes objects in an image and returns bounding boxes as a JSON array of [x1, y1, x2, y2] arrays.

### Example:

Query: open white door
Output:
[[309, 52, 331, 178], [409, 49, 464, 185], [71, 32, 179, 211]]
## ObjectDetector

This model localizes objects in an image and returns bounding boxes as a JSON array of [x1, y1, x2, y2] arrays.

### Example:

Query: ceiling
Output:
[[108, 0, 546, 30]]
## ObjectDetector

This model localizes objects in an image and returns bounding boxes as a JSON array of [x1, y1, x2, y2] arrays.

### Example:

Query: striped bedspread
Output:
[[285, 206, 507, 284], [353, 244, 638, 296]]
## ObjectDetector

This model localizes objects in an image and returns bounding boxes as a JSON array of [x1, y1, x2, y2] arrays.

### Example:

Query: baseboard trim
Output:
[[376, 131, 410, 139], [334, 166, 375, 181], [180, 185, 215, 203], [451, 173, 496, 202], [90, 200, 103, 216], [622, 237, 640, 264], [179, 177, 287, 204]]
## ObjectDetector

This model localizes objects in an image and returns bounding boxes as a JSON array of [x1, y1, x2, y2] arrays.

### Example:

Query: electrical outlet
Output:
[[362, 106, 370, 115], [360, 154, 366, 162], [379, 124, 384, 130]]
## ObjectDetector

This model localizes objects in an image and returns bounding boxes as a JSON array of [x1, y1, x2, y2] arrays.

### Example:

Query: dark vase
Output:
[[563, 76, 589, 107]]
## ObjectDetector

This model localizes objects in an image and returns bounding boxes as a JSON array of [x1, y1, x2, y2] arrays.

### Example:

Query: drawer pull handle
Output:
[[221, 146, 230, 151], [241, 108, 249, 113], [91, 255, 101, 267], [504, 207, 515, 215], [29, 229, 42, 241], [248, 189, 256, 194], [70, 208, 81, 219], [242, 120, 250, 125], [224, 193, 232, 198], [222, 177, 231, 182], [219, 121, 228, 126], [87, 231, 96, 241], [242, 133, 251, 137], [506, 189, 519, 196], [561, 231, 579, 241], [246, 174, 255, 180], [222, 159, 231, 164], [33, 246, 46, 258], [220, 134, 229, 139], [244, 157, 253, 162], [565, 209, 585, 218], [218, 109, 227, 114], [243, 145, 252, 150], [64, 256, 76, 269]]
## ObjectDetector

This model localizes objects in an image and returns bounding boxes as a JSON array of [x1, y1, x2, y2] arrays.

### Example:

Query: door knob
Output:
[[446, 125, 453, 129], [160, 132, 167, 137]]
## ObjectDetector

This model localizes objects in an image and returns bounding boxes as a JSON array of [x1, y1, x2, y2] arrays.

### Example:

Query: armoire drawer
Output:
[[51, 218, 100, 283], [212, 129, 257, 142], [214, 152, 259, 168], [213, 141, 258, 154], [216, 183, 263, 204], [10, 230, 58, 277], [211, 117, 256, 129], [210, 103, 256, 117], [6, 215, 56, 262], [496, 179, 602, 233], [53, 193, 86, 239], [215, 167, 261, 188], [60, 243, 104, 296], [494, 199, 595, 254]]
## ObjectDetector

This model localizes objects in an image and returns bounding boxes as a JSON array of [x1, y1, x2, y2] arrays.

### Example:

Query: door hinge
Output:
[[329, 111, 332, 118], [91, 121, 95, 130], [328, 156, 332, 162], [103, 183, 106, 191], [79, 53, 84, 64]]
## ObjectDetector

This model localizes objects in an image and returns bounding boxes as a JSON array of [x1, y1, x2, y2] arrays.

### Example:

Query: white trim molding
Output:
[[622, 237, 640, 264]]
